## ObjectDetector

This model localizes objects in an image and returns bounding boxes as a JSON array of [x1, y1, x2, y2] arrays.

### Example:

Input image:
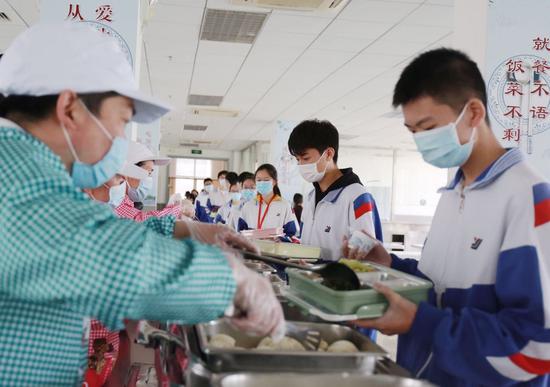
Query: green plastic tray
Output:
[[287, 262, 432, 319]]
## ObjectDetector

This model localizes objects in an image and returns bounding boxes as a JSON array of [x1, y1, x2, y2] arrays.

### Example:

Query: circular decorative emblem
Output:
[[488, 54, 550, 136], [82, 20, 133, 67]]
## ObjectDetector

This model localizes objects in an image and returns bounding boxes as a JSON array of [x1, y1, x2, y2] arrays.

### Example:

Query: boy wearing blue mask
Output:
[[349, 48, 550, 387], [238, 171, 257, 203]]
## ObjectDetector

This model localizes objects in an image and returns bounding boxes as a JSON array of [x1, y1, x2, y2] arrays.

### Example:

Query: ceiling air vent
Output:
[[200, 9, 267, 44], [231, 0, 347, 11], [180, 142, 198, 147], [183, 125, 208, 131], [192, 108, 239, 118], [188, 94, 224, 106]]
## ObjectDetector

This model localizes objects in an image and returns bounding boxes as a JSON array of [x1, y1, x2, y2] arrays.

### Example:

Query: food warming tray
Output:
[[212, 373, 436, 387], [194, 319, 386, 373]]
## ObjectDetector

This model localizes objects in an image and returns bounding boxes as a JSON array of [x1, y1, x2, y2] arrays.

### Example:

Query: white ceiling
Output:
[[0, 0, 454, 151]]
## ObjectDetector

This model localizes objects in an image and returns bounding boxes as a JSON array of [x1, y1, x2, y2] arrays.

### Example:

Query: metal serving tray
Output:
[[212, 373, 436, 387], [286, 262, 432, 319], [243, 260, 276, 274], [194, 319, 386, 373]]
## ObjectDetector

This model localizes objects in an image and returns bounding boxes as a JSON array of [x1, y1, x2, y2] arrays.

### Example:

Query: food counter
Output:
[[133, 242, 434, 387]]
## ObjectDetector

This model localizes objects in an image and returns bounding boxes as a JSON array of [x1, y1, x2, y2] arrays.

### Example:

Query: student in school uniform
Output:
[[195, 178, 214, 223], [215, 180, 244, 230], [349, 48, 550, 386], [238, 164, 299, 238], [238, 171, 256, 204], [288, 119, 383, 261], [209, 170, 230, 214]]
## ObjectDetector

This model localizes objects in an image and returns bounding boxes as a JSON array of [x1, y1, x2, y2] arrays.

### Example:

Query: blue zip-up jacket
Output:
[[393, 149, 550, 386]]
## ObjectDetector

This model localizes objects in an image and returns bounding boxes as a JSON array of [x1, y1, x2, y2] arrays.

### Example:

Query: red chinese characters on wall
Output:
[[533, 37, 550, 51], [66, 4, 84, 20], [505, 82, 523, 96], [532, 59, 550, 74], [530, 106, 549, 119], [506, 59, 526, 73], [504, 105, 522, 119], [95, 5, 113, 22], [66, 3, 113, 23], [502, 128, 520, 143]]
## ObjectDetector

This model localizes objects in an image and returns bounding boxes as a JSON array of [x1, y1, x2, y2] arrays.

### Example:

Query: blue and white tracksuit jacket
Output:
[[393, 149, 550, 386], [195, 192, 213, 223], [214, 200, 244, 230]]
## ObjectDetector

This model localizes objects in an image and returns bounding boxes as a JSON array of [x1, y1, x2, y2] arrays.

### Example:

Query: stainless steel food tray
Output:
[[212, 373, 436, 387], [194, 319, 386, 373]]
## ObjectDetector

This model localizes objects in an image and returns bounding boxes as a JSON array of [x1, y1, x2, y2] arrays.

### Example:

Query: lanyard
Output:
[[257, 195, 276, 229]]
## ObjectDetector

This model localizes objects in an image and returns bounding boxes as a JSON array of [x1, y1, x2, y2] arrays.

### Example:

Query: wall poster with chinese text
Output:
[[40, 1, 139, 70], [486, 0, 550, 179]]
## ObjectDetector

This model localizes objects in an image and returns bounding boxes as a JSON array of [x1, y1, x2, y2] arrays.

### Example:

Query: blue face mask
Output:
[[128, 176, 152, 202], [107, 181, 127, 208], [256, 181, 273, 197], [62, 101, 128, 189], [230, 192, 242, 202], [241, 189, 256, 202], [413, 105, 476, 169]]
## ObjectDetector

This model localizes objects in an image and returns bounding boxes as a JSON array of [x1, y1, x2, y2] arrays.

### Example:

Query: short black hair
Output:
[[204, 178, 213, 184], [0, 91, 120, 123], [288, 119, 339, 163], [393, 48, 489, 124], [225, 171, 238, 186], [217, 170, 228, 179], [238, 171, 254, 184], [293, 193, 303, 205]]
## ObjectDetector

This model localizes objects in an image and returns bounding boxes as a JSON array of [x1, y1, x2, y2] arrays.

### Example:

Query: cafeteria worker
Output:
[[0, 22, 283, 386]]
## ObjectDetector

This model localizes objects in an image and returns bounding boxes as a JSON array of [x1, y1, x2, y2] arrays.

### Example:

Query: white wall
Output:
[[238, 141, 271, 173]]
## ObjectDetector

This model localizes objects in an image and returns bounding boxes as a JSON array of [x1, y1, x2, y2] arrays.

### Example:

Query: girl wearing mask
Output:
[[238, 164, 299, 238]]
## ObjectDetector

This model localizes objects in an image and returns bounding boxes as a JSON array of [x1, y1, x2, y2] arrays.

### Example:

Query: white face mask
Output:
[[106, 181, 126, 208], [204, 184, 214, 193], [298, 151, 328, 183]]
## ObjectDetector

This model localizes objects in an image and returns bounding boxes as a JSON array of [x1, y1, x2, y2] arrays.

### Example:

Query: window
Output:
[[168, 158, 228, 197]]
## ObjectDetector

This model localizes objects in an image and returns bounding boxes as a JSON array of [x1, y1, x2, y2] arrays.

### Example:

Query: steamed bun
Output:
[[256, 336, 306, 351], [327, 340, 359, 353], [209, 334, 236, 349], [318, 339, 329, 352]]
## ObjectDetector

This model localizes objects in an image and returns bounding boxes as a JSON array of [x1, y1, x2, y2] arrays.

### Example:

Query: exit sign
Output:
[[191, 149, 202, 155]]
